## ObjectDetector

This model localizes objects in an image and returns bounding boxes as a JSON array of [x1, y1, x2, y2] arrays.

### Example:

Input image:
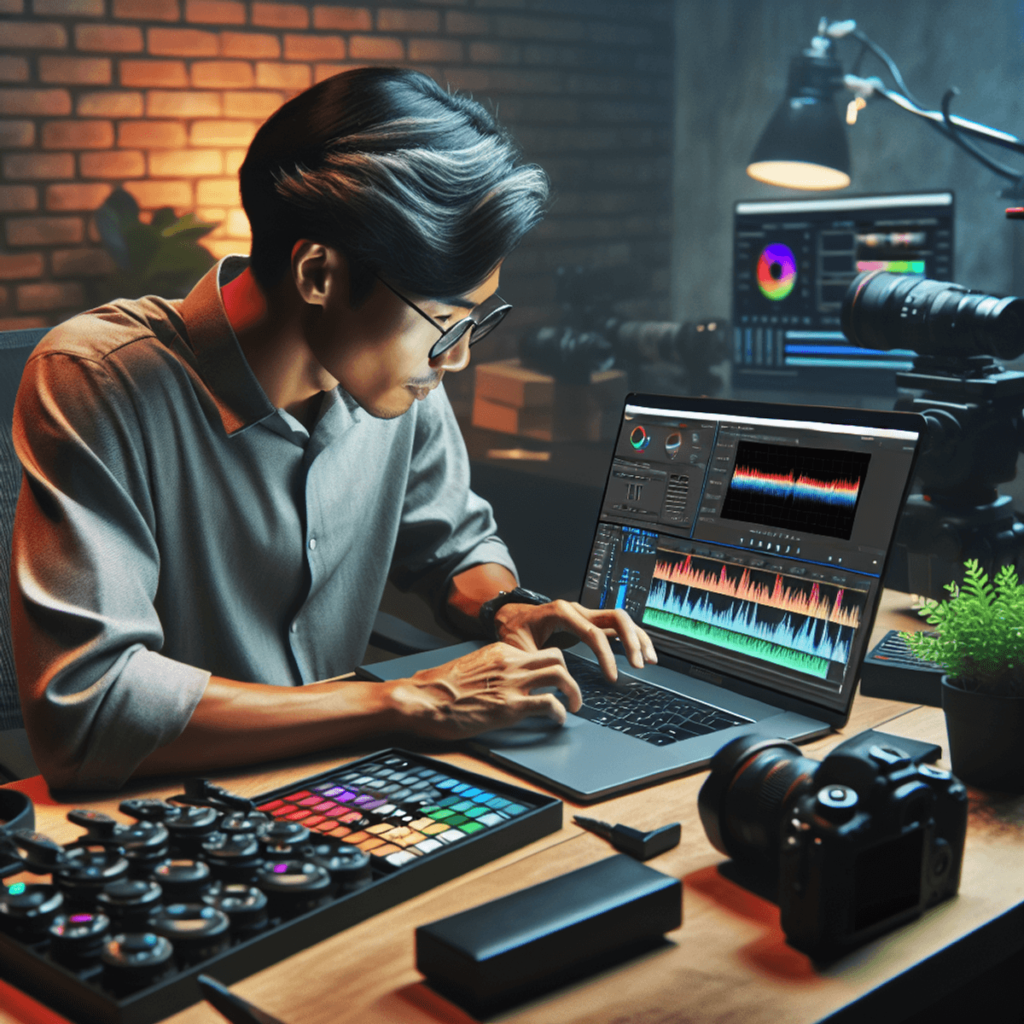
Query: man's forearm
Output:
[[445, 562, 518, 636], [133, 674, 404, 778]]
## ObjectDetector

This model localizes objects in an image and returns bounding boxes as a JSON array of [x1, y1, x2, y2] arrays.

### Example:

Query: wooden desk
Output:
[[2, 595, 1022, 1024]]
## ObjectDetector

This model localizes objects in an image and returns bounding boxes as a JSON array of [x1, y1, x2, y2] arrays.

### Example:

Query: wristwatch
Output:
[[479, 586, 551, 642]]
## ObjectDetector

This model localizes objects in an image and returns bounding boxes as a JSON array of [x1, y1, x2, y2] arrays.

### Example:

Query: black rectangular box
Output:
[[416, 854, 682, 1013]]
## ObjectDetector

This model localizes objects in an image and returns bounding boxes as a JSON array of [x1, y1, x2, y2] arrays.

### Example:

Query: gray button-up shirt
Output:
[[12, 256, 515, 790]]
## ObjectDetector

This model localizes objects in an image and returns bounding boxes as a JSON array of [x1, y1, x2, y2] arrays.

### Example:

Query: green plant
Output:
[[901, 559, 1024, 697], [95, 188, 219, 300]]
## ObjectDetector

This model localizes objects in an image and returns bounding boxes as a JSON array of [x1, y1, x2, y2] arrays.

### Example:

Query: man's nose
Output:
[[431, 332, 471, 372]]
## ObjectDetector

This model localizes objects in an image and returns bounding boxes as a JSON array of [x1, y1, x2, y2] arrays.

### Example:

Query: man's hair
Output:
[[239, 67, 550, 302]]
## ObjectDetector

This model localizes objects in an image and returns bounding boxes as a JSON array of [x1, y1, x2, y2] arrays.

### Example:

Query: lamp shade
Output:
[[747, 49, 851, 190]]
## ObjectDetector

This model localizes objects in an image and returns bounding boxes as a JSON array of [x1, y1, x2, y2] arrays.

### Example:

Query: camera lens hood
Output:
[[697, 734, 801, 858]]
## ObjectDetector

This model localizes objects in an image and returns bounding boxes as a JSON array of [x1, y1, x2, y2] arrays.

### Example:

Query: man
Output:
[[11, 68, 654, 792]]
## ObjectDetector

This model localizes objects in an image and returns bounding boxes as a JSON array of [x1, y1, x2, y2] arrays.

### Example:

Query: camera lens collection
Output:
[[0, 750, 561, 1024]]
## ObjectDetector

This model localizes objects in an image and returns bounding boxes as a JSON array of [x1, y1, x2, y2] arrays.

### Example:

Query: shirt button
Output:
[[290, 622, 298, 633], [308, 537, 317, 550]]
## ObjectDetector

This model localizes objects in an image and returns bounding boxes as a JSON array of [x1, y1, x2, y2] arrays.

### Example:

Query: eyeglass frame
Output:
[[374, 275, 512, 360]]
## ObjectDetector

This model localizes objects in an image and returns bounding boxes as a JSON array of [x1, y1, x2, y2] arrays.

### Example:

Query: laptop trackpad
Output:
[[478, 687, 583, 748]]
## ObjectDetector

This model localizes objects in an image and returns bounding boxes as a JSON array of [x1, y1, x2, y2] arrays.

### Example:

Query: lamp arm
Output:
[[937, 88, 1024, 183], [847, 27, 926, 109], [845, 75, 1024, 182]]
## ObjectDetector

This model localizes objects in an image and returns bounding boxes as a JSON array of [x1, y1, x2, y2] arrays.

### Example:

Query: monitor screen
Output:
[[732, 192, 954, 394], [579, 396, 921, 715]]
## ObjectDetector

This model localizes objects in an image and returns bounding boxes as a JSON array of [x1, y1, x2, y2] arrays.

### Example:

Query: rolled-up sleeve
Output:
[[12, 351, 209, 791], [388, 387, 518, 622]]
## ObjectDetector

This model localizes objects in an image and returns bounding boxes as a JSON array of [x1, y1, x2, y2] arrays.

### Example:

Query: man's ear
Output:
[[291, 241, 349, 309]]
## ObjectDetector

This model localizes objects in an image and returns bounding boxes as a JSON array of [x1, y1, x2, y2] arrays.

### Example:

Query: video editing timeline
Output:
[[582, 404, 919, 708], [732, 192, 954, 391]]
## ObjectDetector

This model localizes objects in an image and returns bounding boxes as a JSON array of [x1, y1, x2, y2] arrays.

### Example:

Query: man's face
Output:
[[306, 258, 502, 420]]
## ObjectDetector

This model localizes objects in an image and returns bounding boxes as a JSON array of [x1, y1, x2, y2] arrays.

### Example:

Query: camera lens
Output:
[[698, 735, 818, 873], [842, 270, 1024, 361]]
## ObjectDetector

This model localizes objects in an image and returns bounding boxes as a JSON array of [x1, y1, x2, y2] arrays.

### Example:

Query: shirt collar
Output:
[[178, 255, 277, 436]]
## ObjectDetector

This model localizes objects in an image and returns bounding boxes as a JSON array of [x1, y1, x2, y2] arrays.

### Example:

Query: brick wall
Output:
[[0, 0, 673, 347]]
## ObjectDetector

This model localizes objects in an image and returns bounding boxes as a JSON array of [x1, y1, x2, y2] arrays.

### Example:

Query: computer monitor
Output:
[[732, 192, 954, 395]]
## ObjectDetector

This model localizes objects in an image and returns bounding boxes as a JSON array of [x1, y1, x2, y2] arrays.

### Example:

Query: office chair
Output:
[[0, 327, 443, 782], [0, 328, 47, 782]]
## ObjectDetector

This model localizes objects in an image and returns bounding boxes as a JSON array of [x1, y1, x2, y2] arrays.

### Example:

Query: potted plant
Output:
[[901, 559, 1024, 792], [94, 188, 219, 302]]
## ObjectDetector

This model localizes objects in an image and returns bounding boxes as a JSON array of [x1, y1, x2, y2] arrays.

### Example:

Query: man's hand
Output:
[[388, 643, 582, 740], [494, 600, 657, 682]]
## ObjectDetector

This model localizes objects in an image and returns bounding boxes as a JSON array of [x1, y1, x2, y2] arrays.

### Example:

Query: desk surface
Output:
[[2, 592, 1023, 1024]]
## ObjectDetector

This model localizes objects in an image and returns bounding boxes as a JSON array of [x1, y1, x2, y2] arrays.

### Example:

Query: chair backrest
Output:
[[0, 328, 48, 730]]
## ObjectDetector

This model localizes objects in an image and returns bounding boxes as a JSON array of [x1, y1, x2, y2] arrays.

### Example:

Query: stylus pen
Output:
[[198, 974, 288, 1024]]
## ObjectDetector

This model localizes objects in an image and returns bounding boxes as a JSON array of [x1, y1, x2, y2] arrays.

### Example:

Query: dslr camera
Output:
[[698, 731, 968, 957]]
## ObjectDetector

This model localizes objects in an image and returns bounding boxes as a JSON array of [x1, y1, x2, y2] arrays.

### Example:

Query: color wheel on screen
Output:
[[757, 243, 797, 301]]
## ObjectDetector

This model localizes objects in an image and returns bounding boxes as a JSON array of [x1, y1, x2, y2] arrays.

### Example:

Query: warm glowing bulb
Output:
[[746, 160, 851, 190]]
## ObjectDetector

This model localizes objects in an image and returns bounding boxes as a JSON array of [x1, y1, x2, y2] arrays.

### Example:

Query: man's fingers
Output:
[[543, 600, 620, 680], [602, 607, 646, 669], [571, 605, 658, 669], [519, 649, 581, 713], [514, 691, 568, 726], [456, 643, 581, 713]]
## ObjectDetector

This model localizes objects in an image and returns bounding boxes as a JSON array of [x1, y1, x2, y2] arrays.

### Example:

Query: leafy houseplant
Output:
[[95, 188, 219, 302], [901, 559, 1024, 791]]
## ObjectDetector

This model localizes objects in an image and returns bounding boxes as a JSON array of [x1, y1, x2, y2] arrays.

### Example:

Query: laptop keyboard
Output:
[[564, 651, 751, 746]]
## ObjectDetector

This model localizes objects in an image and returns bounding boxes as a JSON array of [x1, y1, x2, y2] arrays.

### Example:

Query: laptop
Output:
[[358, 393, 924, 802]]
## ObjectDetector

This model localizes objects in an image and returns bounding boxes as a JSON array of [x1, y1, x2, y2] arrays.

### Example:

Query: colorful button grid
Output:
[[257, 755, 532, 871]]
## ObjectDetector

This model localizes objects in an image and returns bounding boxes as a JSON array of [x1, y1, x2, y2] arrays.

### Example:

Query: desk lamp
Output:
[[748, 18, 1024, 194]]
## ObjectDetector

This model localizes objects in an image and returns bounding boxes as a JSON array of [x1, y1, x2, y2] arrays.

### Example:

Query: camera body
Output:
[[698, 731, 968, 956], [778, 734, 967, 955]]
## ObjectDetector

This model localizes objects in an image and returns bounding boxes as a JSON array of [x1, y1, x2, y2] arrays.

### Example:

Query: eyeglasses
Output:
[[375, 276, 512, 360]]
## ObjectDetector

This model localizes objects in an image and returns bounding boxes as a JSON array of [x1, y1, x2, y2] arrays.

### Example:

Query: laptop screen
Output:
[[578, 395, 921, 715]]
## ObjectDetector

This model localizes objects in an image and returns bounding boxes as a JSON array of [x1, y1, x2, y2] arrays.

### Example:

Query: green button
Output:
[[459, 822, 485, 834]]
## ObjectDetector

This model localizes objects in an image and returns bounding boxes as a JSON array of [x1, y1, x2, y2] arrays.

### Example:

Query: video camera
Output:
[[698, 730, 967, 957], [842, 269, 1024, 597]]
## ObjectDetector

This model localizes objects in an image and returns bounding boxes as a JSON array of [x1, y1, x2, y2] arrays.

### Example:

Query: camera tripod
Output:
[[885, 354, 1024, 597]]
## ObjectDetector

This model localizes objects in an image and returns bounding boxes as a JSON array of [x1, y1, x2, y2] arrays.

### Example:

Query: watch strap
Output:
[[479, 587, 551, 642]]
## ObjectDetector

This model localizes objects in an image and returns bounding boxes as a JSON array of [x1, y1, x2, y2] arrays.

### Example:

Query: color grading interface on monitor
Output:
[[732, 192, 954, 393], [580, 403, 920, 711]]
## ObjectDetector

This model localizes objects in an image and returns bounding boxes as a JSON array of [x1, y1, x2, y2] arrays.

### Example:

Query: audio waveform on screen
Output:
[[720, 440, 871, 540], [652, 555, 863, 629], [643, 606, 832, 678], [643, 578, 854, 679], [728, 466, 861, 507]]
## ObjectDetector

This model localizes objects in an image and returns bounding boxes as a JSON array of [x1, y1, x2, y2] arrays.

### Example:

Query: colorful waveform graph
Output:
[[643, 576, 855, 680], [856, 259, 925, 274], [652, 554, 864, 629], [757, 243, 797, 301], [721, 440, 871, 540], [730, 465, 861, 507]]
